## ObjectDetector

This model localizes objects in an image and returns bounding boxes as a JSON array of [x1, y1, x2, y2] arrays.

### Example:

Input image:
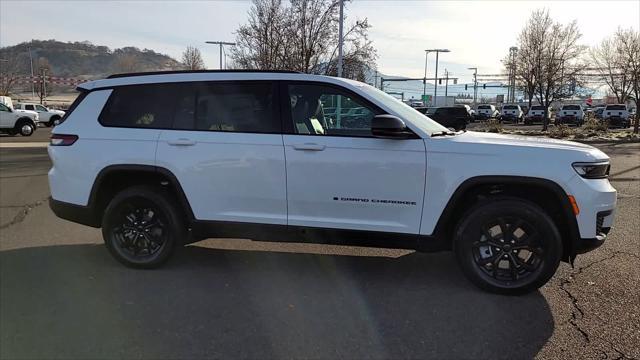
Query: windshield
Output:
[[563, 105, 581, 110], [356, 83, 448, 134], [478, 105, 490, 109], [531, 106, 545, 110], [606, 105, 626, 110], [503, 105, 518, 110]]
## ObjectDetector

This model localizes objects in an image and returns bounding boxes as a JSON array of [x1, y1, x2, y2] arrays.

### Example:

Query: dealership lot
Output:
[[0, 142, 638, 359]]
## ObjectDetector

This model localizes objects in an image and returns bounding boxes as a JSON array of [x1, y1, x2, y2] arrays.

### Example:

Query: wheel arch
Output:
[[432, 175, 580, 263], [87, 164, 195, 226]]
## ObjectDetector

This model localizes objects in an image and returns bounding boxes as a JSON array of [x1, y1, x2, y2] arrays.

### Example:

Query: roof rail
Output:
[[107, 69, 302, 79]]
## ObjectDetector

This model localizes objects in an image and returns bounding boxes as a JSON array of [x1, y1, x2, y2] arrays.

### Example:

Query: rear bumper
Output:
[[49, 197, 101, 227]]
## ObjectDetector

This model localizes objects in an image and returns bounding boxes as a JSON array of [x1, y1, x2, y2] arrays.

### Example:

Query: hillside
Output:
[[0, 39, 183, 79]]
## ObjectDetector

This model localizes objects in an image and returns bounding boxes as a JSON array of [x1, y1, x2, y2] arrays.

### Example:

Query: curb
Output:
[[0, 142, 49, 148]]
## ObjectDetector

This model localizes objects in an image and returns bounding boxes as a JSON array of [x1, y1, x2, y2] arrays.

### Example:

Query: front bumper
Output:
[[576, 210, 613, 254]]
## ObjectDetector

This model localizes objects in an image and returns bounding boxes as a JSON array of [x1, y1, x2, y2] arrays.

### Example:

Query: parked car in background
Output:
[[424, 106, 470, 130], [594, 106, 605, 120], [499, 104, 523, 123], [475, 104, 499, 120], [0, 96, 40, 129], [0, 102, 39, 136], [603, 104, 630, 128], [524, 105, 551, 125], [14, 103, 65, 127], [556, 105, 584, 126]]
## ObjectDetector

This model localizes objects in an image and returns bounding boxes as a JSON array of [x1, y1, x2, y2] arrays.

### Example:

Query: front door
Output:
[[282, 82, 426, 234], [0, 103, 13, 128]]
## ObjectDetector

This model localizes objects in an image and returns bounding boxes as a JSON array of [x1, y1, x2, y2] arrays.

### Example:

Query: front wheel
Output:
[[102, 186, 186, 268], [454, 197, 562, 295], [16, 120, 35, 136]]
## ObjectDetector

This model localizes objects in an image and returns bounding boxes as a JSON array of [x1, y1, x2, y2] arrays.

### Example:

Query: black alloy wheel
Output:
[[454, 197, 562, 295], [102, 186, 185, 268]]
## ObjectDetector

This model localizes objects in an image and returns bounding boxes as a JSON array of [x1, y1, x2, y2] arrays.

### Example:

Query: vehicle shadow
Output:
[[0, 244, 554, 359]]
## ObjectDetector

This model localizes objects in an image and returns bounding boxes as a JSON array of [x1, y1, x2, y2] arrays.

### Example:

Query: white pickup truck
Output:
[[602, 104, 630, 128], [0, 96, 39, 136], [14, 102, 65, 127]]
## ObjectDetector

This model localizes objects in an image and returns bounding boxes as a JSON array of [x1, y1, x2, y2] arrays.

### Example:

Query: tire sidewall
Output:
[[454, 198, 563, 295], [102, 186, 184, 268]]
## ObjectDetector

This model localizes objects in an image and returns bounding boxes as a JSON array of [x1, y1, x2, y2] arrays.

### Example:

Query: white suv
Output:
[[14, 102, 65, 127], [48, 70, 617, 294]]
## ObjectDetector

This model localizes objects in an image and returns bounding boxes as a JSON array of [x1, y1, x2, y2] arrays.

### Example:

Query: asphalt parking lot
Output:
[[0, 139, 638, 359]]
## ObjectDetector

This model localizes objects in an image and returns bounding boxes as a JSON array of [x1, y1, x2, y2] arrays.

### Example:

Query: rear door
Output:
[[155, 81, 287, 225], [282, 81, 426, 234]]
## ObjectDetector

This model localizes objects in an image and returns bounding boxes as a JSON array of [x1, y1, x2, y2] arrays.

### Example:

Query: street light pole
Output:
[[423, 50, 431, 105], [425, 49, 450, 107], [337, 0, 344, 78], [205, 41, 236, 69]]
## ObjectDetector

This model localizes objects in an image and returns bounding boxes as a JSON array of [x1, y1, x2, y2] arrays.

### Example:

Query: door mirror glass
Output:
[[371, 114, 412, 138]]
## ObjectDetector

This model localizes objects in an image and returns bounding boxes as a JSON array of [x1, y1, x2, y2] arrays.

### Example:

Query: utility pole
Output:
[[508, 47, 518, 103], [337, 0, 344, 78], [444, 69, 449, 99], [423, 50, 431, 105], [468, 67, 478, 105], [426, 49, 450, 107], [29, 47, 35, 99], [40, 67, 47, 104], [205, 41, 236, 69]]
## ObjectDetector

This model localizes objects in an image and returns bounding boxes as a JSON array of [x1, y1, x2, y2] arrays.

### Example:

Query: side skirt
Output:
[[189, 220, 449, 252]]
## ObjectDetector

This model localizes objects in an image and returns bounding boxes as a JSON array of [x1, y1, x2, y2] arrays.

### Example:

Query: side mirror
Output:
[[371, 114, 413, 139]]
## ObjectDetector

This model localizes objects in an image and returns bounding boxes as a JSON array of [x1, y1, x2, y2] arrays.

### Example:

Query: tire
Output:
[[102, 185, 186, 268], [16, 119, 35, 136], [453, 197, 562, 295], [48, 116, 61, 127]]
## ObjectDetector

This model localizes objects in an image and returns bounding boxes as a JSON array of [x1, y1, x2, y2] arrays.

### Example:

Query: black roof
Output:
[[107, 69, 302, 79]]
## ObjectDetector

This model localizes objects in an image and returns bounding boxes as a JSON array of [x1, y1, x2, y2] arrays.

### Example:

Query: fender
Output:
[[431, 175, 581, 263], [88, 164, 195, 219]]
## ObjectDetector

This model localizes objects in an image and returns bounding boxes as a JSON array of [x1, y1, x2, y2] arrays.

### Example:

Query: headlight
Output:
[[572, 161, 610, 179]]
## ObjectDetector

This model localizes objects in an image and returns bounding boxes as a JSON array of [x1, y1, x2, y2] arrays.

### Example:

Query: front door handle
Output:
[[292, 143, 325, 151], [167, 138, 196, 146]]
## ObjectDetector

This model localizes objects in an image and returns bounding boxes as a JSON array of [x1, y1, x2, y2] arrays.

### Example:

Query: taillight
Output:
[[50, 134, 78, 146]]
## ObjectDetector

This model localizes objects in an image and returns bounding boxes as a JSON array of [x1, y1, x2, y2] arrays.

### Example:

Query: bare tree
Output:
[[114, 54, 141, 73], [614, 28, 640, 133], [181, 46, 205, 70], [231, 0, 377, 80], [519, 9, 585, 131], [0, 51, 27, 96], [512, 14, 543, 110], [590, 35, 633, 104]]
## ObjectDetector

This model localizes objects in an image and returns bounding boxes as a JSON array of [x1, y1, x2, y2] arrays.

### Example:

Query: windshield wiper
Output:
[[430, 130, 458, 137]]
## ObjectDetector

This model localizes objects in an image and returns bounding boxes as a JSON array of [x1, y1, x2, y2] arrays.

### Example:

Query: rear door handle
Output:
[[292, 143, 325, 151], [167, 138, 196, 146]]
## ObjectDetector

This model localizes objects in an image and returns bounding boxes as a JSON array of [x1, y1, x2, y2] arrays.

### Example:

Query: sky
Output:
[[1, 0, 639, 84]]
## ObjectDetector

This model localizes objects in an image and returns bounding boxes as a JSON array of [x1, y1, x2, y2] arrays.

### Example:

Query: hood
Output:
[[52, 109, 65, 115], [439, 131, 608, 161]]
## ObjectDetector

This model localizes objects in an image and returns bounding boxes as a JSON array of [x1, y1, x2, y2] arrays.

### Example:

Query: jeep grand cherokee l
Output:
[[49, 70, 617, 295]]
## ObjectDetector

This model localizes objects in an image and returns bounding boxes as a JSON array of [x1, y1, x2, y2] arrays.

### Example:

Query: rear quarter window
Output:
[[99, 85, 175, 128]]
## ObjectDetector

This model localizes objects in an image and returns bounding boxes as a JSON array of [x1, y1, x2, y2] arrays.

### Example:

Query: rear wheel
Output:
[[48, 116, 61, 127], [454, 197, 562, 295], [102, 186, 186, 268]]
